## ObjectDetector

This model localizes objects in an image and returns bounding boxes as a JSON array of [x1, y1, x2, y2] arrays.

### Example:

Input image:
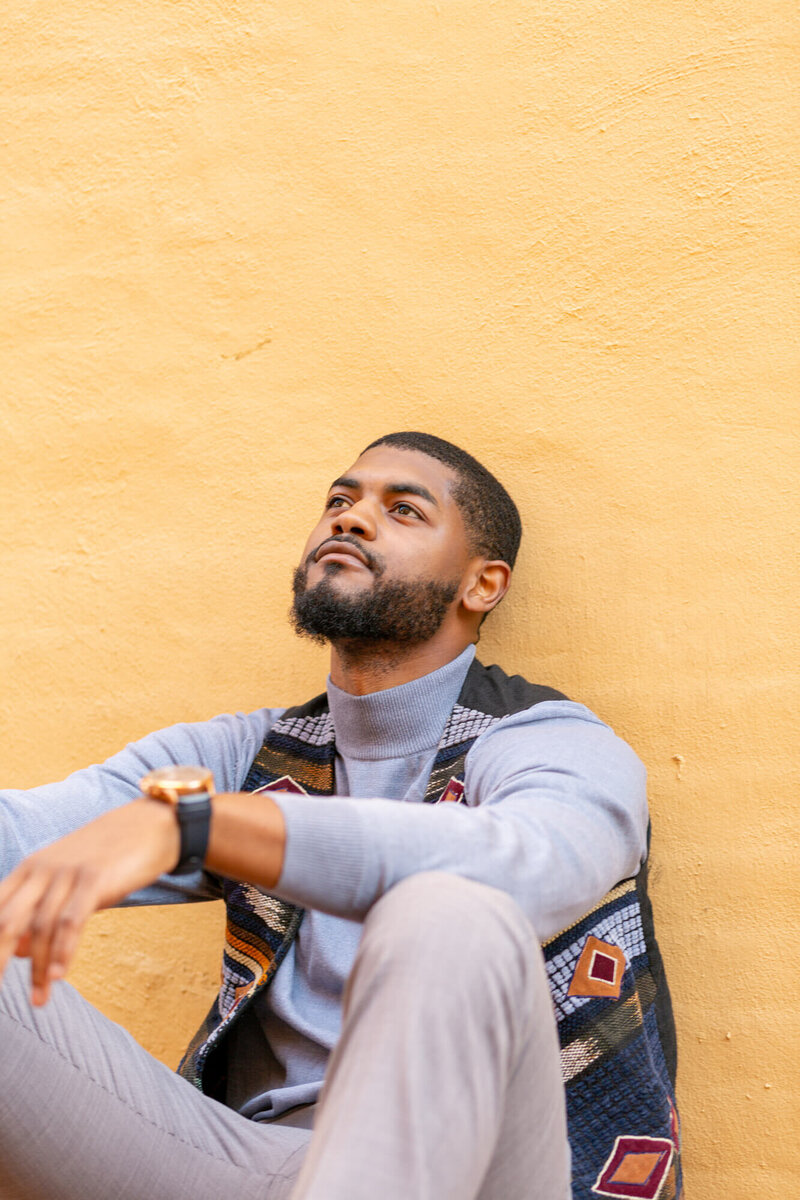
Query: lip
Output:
[[314, 539, 370, 568]]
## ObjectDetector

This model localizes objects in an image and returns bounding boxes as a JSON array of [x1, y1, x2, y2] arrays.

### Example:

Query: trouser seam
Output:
[[0, 1009, 296, 1181]]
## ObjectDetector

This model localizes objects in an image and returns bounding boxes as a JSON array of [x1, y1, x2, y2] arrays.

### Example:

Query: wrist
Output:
[[139, 766, 215, 875], [204, 791, 286, 890], [135, 796, 182, 871]]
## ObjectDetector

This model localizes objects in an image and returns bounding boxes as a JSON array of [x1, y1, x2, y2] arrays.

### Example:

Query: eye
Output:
[[325, 495, 350, 511], [392, 501, 421, 518]]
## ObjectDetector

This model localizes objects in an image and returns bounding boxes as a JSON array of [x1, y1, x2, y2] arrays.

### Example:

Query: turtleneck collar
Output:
[[326, 645, 476, 761]]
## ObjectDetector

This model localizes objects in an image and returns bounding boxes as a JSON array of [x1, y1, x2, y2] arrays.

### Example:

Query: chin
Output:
[[319, 563, 371, 586]]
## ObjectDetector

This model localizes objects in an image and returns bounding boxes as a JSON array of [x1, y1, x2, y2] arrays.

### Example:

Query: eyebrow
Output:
[[328, 477, 440, 508]]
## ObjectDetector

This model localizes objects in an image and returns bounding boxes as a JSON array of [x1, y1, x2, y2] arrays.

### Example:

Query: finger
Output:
[[14, 931, 32, 958], [43, 866, 104, 1001], [0, 871, 49, 979], [0, 864, 31, 908], [28, 869, 76, 1004]]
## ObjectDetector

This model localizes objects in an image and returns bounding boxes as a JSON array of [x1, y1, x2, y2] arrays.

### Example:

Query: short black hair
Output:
[[362, 431, 522, 568]]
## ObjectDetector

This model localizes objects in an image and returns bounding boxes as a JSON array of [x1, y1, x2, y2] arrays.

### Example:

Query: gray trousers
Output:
[[0, 873, 571, 1200]]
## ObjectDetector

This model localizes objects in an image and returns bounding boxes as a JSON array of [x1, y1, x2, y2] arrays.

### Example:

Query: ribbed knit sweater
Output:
[[0, 646, 649, 1127]]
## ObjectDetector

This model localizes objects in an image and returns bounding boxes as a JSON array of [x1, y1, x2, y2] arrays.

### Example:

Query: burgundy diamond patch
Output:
[[437, 777, 465, 804], [592, 1135, 674, 1198], [253, 775, 307, 795], [590, 950, 618, 984]]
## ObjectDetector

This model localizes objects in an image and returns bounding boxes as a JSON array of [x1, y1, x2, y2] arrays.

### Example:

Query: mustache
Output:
[[305, 534, 384, 575]]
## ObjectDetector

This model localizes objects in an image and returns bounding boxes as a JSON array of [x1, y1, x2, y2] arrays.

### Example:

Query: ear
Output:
[[461, 560, 512, 615]]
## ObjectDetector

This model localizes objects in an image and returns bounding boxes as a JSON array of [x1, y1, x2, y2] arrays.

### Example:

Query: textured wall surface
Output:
[[2, 3, 797, 1196]]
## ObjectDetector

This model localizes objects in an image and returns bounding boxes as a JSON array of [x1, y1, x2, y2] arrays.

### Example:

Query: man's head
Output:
[[291, 433, 521, 663], [363, 432, 522, 569]]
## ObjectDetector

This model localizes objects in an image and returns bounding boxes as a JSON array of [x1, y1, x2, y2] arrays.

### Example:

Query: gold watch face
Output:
[[140, 765, 215, 802]]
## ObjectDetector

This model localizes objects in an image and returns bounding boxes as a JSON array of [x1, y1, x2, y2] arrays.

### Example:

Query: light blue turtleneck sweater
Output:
[[0, 646, 648, 1121]]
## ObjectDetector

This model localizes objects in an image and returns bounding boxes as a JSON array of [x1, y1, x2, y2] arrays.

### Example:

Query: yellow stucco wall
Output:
[[2, 3, 796, 1195]]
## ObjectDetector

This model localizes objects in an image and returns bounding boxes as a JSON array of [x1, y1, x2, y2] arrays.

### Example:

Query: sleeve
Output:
[[269, 702, 649, 941], [0, 707, 285, 903]]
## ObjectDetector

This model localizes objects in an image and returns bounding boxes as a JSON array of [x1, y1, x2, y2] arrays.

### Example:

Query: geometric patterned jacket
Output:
[[177, 658, 683, 1200]]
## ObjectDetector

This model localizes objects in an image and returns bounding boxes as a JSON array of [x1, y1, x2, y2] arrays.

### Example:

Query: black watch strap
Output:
[[172, 792, 213, 875]]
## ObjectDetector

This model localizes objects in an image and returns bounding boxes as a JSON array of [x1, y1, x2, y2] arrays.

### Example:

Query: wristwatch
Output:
[[139, 766, 215, 875]]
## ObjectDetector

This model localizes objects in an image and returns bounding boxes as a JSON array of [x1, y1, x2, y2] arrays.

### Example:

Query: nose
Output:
[[331, 497, 377, 540]]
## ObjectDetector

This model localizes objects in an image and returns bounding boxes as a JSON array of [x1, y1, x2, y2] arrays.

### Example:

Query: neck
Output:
[[329, 629, 475, 695]]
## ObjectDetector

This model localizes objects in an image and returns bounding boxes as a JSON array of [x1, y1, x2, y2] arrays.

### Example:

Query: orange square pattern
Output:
[[610, 1152, 662, 1185], [568, 935, 626, 999]]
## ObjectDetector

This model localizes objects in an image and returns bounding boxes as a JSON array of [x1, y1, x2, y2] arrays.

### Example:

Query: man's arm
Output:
[[0, 699, 646, 1003], [0, 708, 284, 882], [269, 702, 649, 939]]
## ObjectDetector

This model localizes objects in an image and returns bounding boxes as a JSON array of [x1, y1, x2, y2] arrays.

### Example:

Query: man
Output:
[[0, 432, 681, 1200]]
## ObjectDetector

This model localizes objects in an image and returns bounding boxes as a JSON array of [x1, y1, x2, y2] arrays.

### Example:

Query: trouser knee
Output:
[[359, 871, 541, 996], [0, 956, 31, 1020]]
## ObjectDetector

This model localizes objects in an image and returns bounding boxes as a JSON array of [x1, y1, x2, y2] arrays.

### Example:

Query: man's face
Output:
[[292, 445, 474, 646]]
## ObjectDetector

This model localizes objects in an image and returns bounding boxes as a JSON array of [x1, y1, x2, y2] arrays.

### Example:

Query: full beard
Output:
[[291, 561, 459, 648]]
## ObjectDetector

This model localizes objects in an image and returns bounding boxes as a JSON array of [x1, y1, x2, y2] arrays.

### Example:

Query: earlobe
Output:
[[462, 561, 511, 614]]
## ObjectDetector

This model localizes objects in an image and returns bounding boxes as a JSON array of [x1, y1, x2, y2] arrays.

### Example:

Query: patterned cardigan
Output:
[[177, 659, 682, 1200]]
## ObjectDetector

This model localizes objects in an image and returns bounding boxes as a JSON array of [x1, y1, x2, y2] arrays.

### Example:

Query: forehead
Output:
[[333, 445, 460, 504]]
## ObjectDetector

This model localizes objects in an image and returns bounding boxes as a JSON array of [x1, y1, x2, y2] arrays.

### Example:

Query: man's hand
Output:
[[0, 788, 287, 1007], [0, 799, 179, 1005]]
